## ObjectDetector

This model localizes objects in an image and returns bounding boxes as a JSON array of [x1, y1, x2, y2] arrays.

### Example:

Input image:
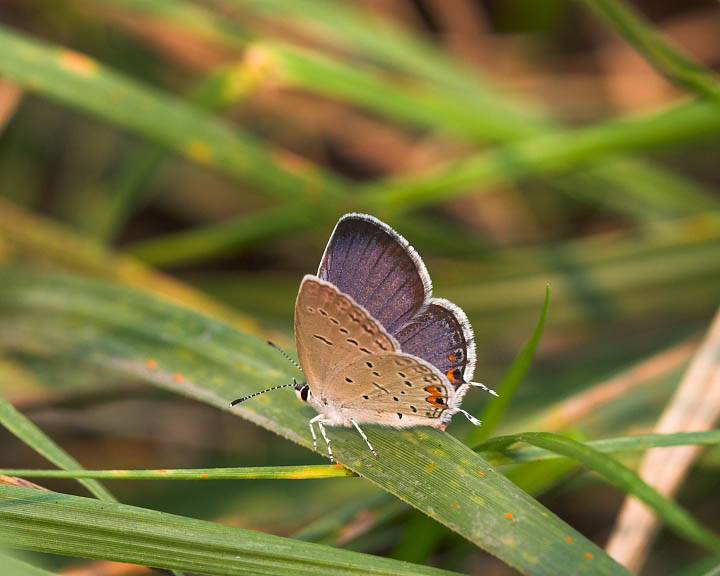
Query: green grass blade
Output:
[[580, 0, 720, 104], [0, 267, 631, 575], [0, 397, 116, 502], [503, 459, 578, 497], [64, 0, 720, 229], [269, 43, 531, 142], [0, 23, 350, 203], [569, 160, 720, 219], [675, 557, 720, 576], [467, 286, 550, 445], [126, 203, 318, 267], [230, 0, 720, 218], [365, 100, 720, 210], [0, 465, 355, 480], [233, 0, 539, 122], [2, 551, 58, 576], [293, 493, 406, 543], [0, 483, 455, 576], [480, 431, 720, 464], [0, 197, 261, 334], [94, 59, 269, 242], [486, 432, 720, 554]]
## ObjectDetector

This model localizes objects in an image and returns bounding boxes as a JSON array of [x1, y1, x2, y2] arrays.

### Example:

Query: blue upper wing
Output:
[[317, 213, 431, 335]]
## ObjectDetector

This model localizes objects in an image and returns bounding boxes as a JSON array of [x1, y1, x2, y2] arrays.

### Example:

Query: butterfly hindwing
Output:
[[394, 298, 476, 389], [294, 275, 399, 399], [326, 352, 457, 428], [317, 213, 431, 335]]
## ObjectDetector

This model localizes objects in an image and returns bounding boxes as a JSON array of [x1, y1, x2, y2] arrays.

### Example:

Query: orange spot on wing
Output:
[[505, 513, 514, 520], [425, 396, 446, 407], [445, 369, 457, 383], [585, 553, 593, 560], [173, 373, 183, 382], [565, 536, 573, 543], [145, 359, 158, 370], [424, 385, 443, 395], [448, 353, 456, 362]]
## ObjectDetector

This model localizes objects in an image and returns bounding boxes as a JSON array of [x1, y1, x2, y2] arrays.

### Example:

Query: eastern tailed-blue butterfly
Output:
[[231, 213, 495, 460]]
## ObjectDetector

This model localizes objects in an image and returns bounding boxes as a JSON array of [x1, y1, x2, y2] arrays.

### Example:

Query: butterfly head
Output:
[[230, 378, 307, 407], [295, 382, 311, 403]]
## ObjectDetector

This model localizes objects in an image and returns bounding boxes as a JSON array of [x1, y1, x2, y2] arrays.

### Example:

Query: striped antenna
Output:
[[267, 340, 303, 372], [230, 379, 298, 406]]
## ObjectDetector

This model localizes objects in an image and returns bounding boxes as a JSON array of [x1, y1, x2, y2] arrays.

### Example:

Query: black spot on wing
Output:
[[394, 301, 474, 389], [313, 334, 334, 346]]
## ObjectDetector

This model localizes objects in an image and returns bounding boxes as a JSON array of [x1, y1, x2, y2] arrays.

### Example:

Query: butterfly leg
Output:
[[308, 414, 320, 451], [455, 408, 482, 426], [469, 381, 498, 397], [350, 418, 378, 458], [315, 418, 335, 463]]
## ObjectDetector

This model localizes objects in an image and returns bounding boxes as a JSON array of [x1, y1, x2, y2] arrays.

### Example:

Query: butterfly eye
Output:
[[300, 385, 310, 402]]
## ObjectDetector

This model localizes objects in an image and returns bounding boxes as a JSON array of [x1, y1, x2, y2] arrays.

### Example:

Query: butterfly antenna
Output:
[[470, 381, 498, 397], [267, 340, 303, 372], [230, 378, 299, 406]]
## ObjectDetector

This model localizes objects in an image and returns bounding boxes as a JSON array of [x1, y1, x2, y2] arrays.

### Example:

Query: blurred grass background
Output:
[[0, 0, 719, 575]]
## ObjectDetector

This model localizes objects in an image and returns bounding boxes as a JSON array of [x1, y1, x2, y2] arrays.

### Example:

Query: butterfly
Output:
[[231, 213, 495, 460]]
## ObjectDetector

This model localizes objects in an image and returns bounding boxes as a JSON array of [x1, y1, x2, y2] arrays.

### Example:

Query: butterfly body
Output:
[[232, 213, 493, 459], [295, 275, 469, 430]]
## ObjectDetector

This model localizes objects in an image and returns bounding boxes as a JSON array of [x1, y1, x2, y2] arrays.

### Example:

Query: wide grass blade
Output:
[[0, 267, 631, 575], [479, 432, 720, 554], [2, 551, 58, 576], [0, 483, 455, 576], [467, 286, 550, 445], [0, 197, 261, 334], [0, 397, 116, 502]]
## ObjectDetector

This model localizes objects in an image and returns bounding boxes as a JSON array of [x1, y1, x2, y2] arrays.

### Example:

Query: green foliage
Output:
[[0, 484, 455, 576], [467, 286, 550, 444], [0, 1, 718, 574], [0, 268, 631, 575], [2, 552, 58, 576], [0, 397, 115, 501], [479, 432, 720, 553], [579, 0, 720, 103]]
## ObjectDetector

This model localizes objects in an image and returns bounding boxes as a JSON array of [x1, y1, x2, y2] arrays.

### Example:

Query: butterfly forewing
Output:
[[394, 298, 476, 389], [326, 353, 456, 428], [317, 213, 431, 334], [294, 275, 399, 399]]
